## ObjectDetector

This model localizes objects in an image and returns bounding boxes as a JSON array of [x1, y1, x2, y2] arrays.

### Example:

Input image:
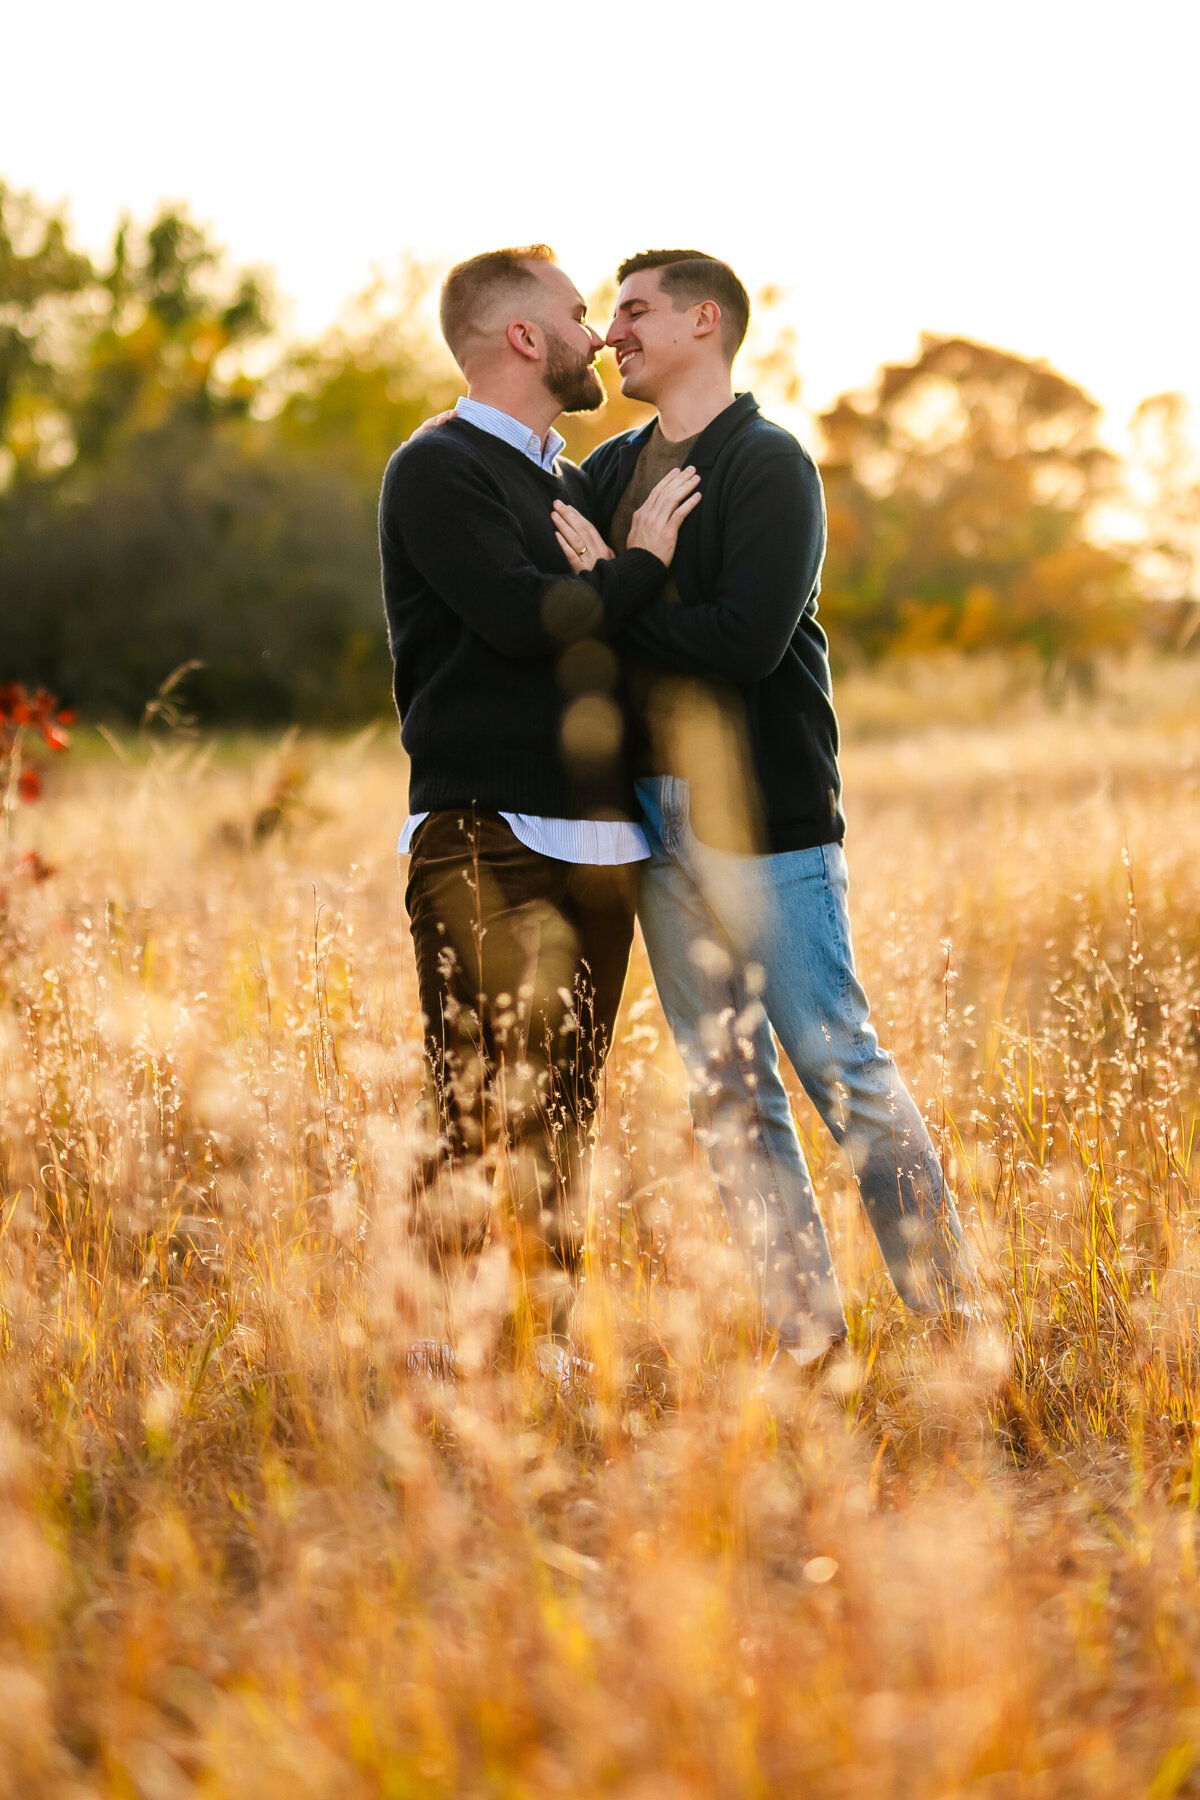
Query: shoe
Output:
[[533, 1341, 594, 1396], [777, 1330, 850, 1373], [760, 1332, 851, 1399]]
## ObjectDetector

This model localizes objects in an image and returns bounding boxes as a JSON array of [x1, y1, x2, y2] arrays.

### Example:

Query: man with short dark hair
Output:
[[611, 249, 751, 361], [551, 249, 976, 1363], [379, 246, 698, 1347]]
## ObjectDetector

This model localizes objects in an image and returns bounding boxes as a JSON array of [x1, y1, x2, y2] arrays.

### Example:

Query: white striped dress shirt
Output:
[[397, 397, 649, 866]]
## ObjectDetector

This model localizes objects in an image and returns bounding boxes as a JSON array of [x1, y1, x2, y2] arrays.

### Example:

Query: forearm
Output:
[[583, 548, 667, 635], [419, 548, 665, 659], [619, 598, 793, 682]]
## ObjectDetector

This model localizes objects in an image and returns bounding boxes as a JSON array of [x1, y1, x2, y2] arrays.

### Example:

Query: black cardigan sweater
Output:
[[584, 392, 846, 853], [379, 418, 666, 820]]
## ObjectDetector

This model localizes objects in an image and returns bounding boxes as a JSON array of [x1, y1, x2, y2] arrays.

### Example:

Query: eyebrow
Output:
[[616, 295, 651, 312]]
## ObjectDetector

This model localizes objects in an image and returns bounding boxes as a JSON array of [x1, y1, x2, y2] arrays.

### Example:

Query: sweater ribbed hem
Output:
[[407, 758, 638, 822], [760, 820, 847, 853]]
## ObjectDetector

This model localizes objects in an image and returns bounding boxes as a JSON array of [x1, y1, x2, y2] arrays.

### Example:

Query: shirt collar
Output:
[[455, 396, 564, 471], [686, 391, 760, 467], [620, 392, 760, 469]]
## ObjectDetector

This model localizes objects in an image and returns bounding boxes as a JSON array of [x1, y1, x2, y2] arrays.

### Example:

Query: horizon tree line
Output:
[[1, 184, 1197, 724]]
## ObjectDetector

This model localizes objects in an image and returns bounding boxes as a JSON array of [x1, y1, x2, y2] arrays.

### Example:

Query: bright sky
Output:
[[5, 0, 1198, 441]]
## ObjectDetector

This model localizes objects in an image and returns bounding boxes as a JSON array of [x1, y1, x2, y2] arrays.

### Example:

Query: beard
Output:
[[543, 325, 605, 413]]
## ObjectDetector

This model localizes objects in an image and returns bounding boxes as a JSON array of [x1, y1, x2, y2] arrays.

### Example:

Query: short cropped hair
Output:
[[616, 249, 751, 360], [439, 244, 557, 367]]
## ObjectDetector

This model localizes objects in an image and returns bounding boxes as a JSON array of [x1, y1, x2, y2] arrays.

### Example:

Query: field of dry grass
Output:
[[2, 656, 1200, 1798]]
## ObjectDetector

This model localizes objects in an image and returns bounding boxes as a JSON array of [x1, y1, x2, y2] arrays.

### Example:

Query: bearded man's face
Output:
[[543, 321, 605, 413]]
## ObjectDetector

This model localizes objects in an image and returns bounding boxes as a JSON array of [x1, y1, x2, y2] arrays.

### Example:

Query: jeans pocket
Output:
[[660, 777, 691, 853], [763, 843, 829, 889]]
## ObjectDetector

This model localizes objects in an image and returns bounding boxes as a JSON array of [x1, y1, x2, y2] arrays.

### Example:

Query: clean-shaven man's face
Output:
[[606, 267, 702, 403], [534, 264, 606, 412]]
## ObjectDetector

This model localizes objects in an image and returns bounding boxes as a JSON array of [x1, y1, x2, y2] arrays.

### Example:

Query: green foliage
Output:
[[273, 269, 457, 485], [3, 419, 394, 722], [0, 183, 94, 480], [71, 208, 271, 465], [0, 192, 454, 723]]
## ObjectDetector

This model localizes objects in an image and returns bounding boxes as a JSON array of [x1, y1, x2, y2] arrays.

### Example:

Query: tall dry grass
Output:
[[1, 660, 1199, 1798]]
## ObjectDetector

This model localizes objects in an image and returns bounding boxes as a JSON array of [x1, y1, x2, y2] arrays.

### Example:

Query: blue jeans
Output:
[[636, 776, 972, 1352]]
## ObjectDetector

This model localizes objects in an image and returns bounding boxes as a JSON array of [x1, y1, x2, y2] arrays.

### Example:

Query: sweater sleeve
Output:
[[616, 452, 826, 683], [383, 443, 666, 659]]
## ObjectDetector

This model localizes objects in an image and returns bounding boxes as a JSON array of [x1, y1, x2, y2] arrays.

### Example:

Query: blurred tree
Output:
[[71, 206, 271, 462], [1127, 392, 1200, 647], [740, 283, 804, 411], [0, 191, 1180, 724], [2, 418, 392, 721], [0, 184, 94, 482], [0, 203, 401, 721], [273, 264, 457, 482], [818, 335, 1137, 673]]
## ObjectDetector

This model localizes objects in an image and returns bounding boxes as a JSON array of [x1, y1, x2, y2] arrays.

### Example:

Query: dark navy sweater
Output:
[[583, 393, 846, 853], [379, 419, 666, 820]]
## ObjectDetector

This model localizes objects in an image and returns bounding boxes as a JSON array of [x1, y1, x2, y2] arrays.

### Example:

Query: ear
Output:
[[506, 319, 541, 362], [693, 300, 723, 342]]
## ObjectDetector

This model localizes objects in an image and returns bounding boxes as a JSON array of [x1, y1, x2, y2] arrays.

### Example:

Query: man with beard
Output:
[[551, 250, 977, 1366], [379, 245, 699, 1350]]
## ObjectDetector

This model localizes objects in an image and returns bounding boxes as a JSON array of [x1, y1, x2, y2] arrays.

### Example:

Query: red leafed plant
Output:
[[1, 686, 74, 883]]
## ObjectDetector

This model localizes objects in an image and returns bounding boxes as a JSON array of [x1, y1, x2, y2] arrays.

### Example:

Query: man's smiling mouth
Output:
[[617, 348, 640, 370]]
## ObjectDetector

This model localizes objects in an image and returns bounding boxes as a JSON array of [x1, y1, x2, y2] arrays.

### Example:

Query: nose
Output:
[[588, 324, 604, 352], [604, 316, 625, 349]]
